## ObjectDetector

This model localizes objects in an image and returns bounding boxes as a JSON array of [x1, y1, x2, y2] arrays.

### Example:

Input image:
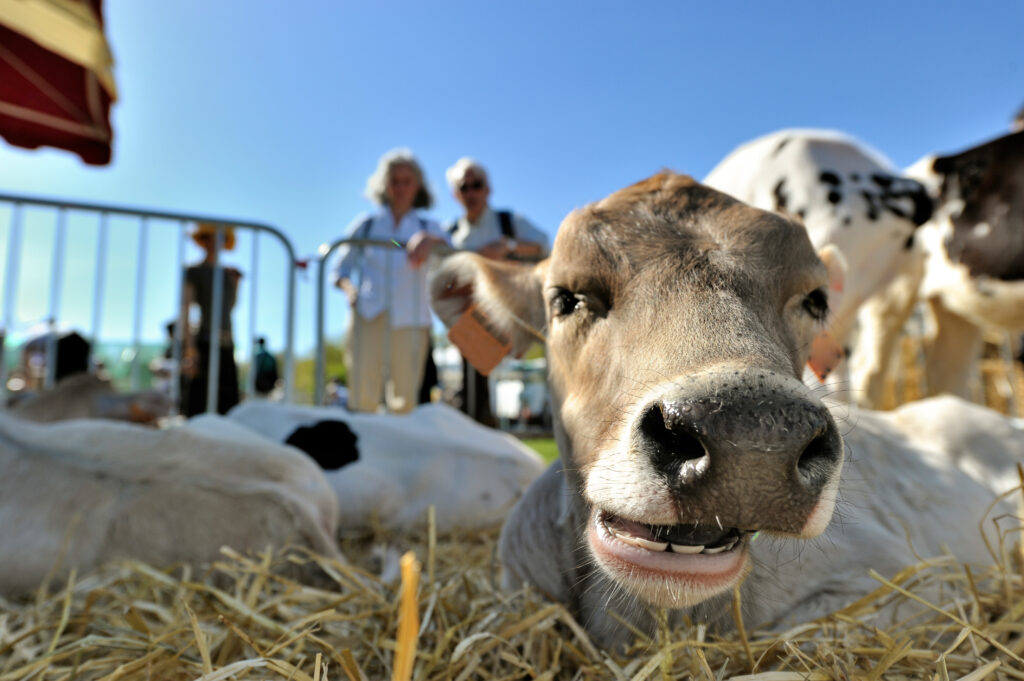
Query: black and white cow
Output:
[[858, 129, 1024, 401], [224, 402, 546, 533], [704, 129, 933, 359]]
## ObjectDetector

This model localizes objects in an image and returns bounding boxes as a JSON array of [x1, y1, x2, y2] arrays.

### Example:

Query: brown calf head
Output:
[[431, 172, 844, 610]]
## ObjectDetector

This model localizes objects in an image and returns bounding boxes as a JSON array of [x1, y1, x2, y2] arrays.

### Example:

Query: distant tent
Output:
[[0, 0, 117, 165]]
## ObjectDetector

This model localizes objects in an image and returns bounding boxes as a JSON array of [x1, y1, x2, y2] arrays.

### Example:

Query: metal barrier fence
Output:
[[0, 192, 297, 412]]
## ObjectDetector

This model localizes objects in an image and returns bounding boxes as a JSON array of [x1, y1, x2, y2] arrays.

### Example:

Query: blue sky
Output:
[[1, 1, 1021, 357]]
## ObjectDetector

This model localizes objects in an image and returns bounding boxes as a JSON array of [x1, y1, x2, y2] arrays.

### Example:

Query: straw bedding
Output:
[[2, 489, 1022, 681]]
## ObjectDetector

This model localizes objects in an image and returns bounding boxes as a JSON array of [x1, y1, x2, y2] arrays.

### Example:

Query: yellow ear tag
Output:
[[447, 303, 511, 376]]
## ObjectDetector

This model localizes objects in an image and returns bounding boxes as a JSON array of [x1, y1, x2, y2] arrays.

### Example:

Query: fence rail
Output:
[[0, 192, 298, 412]]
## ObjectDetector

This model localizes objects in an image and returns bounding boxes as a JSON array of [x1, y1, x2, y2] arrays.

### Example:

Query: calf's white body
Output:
[[0, 413, 341, 596], [225, 402, 546, 533]]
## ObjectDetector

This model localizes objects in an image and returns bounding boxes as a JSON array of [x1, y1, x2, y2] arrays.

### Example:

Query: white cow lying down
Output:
[[0, 412, 341, 597], [224, 402, 546, 533]]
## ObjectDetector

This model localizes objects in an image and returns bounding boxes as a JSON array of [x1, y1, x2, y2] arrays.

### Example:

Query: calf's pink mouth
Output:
[[588, 508, 750, 583]]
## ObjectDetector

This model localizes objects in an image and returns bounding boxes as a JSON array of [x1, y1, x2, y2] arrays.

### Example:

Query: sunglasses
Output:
[[458, 180, 486, 192]]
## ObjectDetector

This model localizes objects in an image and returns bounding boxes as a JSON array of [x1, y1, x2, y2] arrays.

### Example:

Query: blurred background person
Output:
[[333, 148, 449, 413], [444, 157, 550, 426], [180, 223, 241, 416], [148, 320, 179, 397], [253, 336, 279, 397]]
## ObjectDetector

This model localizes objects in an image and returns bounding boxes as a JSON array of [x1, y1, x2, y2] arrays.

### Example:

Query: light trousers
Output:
[[346, 312, 429, 414]]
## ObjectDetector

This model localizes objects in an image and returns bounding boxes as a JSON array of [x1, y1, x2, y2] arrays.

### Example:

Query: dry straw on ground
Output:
[[2, 483, 1023, 681], [881, 331, 1024, 418]]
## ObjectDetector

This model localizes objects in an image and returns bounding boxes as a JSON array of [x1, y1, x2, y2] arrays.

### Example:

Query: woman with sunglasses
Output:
[[444, 157, 550, 427]]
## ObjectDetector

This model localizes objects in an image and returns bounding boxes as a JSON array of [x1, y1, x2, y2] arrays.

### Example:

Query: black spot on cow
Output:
[[850, 173, 860, 182], [901, 182, 933, 226], [887, 204, 908, 219], [870, 173, 893, 188], [871, 175, 933, 226], [773, 178, 788, 212], [842, 216, 852, 226], [903, 234, 915, 250], [796, 209, 806, 220], [864, 191, 880, 220], [819, 171, 841, 186], [285, 420, 360, 470], [827, 190, 842, 204], [772, 137, 791, 156]]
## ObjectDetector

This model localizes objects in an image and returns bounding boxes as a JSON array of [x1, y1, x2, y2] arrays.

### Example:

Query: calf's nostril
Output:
[[639, 401, 709, 479], [796, 428, 838, 485]]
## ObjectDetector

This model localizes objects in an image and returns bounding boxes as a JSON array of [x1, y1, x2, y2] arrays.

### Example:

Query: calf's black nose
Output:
[[633, 369, 843, 532]]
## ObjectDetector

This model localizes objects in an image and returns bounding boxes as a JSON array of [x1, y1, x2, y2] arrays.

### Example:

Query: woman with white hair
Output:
[[333, 148, 449, 414]]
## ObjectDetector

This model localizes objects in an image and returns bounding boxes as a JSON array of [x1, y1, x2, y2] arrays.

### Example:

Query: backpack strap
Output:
[[447, 218, 460, 236], [354, 216, 374, 240], [497, 210, 515, 239]]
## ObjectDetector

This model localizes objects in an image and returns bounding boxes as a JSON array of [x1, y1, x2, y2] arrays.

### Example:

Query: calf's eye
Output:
[[802, 288, 829, 321], [551, 289, 582, 317]]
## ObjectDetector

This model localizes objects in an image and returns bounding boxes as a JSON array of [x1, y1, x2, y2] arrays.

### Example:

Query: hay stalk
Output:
[[393, 552, 421, 681]]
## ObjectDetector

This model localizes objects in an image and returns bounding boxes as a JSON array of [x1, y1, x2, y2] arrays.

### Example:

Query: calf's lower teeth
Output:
[[670, 543, 704, 554], [614, 531, 669, 552], [633, 537, 669, 551], [701, 545, 728, 554]]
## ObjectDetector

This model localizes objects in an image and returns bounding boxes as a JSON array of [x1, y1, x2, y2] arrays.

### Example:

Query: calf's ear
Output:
[[806, 245, 847, 383], [430, 253, 548, 358], [817, 244, 846, 297]]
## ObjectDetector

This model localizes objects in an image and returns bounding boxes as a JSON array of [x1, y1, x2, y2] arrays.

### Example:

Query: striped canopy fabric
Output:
[[0, 0, 117, 165]]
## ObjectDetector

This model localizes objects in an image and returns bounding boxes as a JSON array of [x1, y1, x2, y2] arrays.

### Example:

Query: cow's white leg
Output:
[[924, 297, 984, 400], [850, 249, 926, 409]]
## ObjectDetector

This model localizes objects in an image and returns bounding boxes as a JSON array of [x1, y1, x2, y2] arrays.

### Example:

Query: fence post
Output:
[[0, 203, 24, 408], [44, 208, 68, 389], [171, 221, 187, 415], [314, 243, 330, 405], [90, 212, 109, 370], [246, 231, 259, 398], [129, 217, 149, 391], [205, 225, 226, 413]]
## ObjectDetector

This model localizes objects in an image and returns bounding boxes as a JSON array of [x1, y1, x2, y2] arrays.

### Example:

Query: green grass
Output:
[[520, 438, 559, 464]]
